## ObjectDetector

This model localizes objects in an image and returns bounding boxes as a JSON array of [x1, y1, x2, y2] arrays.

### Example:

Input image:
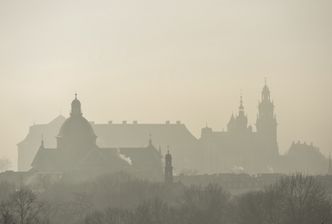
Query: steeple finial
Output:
[[264, 77, 267, 86], [75, 92, 78, 99]]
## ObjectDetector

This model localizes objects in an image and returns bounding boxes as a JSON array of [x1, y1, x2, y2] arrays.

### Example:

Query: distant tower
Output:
[[165, 149, 173, 184], [328, 153, 332, 175], [256, 79, 278, 155], [228, 94, 249, 133], [237, 94, 249, 130]]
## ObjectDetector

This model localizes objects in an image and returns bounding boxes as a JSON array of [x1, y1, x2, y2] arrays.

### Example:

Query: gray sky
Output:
[[0, 0, 331, 168]]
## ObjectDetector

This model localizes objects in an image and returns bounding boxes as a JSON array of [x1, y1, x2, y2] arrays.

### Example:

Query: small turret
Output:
[[70, 93, 82, 117], [165, 148, 173, 184]]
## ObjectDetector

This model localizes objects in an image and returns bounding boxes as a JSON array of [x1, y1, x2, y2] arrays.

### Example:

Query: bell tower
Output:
[[256, 79, 278, 156]]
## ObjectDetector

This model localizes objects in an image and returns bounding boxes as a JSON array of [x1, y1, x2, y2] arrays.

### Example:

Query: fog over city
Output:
[[0, 0, 331, 169], [1, 1, 332, 224]]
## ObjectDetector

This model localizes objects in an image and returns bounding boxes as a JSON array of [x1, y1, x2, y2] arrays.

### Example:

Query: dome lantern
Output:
[[71, 93, 82, 117]]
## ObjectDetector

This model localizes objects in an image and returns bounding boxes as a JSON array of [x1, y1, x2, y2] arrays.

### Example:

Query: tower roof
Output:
[[262, 78, 271, 101], [71, 93, 82, 117], [239, 94, 244, 112], [238, 93, 246, 117]]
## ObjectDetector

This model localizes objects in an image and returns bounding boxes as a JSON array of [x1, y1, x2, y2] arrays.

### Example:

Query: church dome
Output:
[[58, 116, 96, 139], [57, 94, 97, 149]]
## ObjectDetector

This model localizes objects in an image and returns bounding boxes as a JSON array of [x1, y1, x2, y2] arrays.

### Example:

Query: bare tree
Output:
[[10, 188, 48, 224], [236, 174, 332, 224], [0, 182, 15, 202], [275, 174, 332, 224], [84, 211, 104, 224], [181, 184, 230, 224], [0, 202, 15, 224]]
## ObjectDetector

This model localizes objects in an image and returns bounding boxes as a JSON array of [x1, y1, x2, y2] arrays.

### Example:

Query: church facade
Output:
[[30, 95, 163, 181]]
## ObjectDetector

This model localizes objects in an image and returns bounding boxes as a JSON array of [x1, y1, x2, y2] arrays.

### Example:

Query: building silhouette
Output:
[[18, 117, 200, 173], [30, 95, 163, 181], [278, 141, 327, 174], [17, 81, 329, 175]]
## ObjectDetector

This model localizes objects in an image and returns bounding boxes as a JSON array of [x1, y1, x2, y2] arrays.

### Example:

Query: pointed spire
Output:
[[239, 91, 245, 114], [262, 78, 271, 101], [240, 95, 243, 108], [75, 92, 78, 99]]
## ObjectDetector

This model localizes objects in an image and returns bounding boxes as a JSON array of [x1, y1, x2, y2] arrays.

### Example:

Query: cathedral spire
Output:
[[239, 92, 245, 116], [262, 78, 271, 101]]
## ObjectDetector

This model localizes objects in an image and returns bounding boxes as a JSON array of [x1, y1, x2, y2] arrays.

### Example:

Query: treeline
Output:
[[0, 173, 332, 224]]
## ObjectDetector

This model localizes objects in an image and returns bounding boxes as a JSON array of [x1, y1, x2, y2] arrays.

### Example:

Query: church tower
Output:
[[164, 149, 173, 184], [237, 94, 249, 131], [256, 79, 278, 156], [56, 94, 97, 167]]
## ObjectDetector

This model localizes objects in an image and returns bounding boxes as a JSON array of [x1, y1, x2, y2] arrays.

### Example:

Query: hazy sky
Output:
[[0, 0, 331, 168]]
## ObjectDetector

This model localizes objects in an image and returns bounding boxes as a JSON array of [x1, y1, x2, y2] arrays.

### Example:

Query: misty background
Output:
[[0, 0, 331, 168]]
